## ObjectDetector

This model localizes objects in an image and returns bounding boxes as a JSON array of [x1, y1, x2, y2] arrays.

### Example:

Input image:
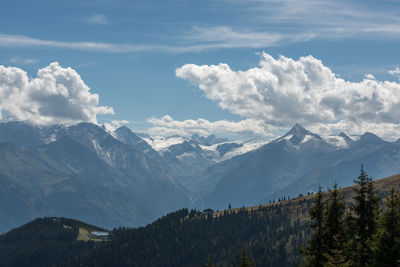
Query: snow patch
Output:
[[220, 138, 271, 161], [300, 134, 314, 143], [142, 136, 187, 151], [322, 136, 349, 148], [282, 134, 293, 140]]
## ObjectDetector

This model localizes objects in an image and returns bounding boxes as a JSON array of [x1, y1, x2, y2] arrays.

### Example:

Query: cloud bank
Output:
[[175, 52, 400, 140], [0, 62, 114, 125], [147, 115, 275, 138]]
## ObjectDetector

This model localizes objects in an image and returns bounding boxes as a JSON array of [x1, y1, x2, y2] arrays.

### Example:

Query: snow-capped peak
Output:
[[141, 135, 188, 151], [279, 123, 321, 145]]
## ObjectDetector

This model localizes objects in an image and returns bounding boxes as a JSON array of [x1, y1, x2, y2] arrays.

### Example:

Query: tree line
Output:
[[300, 165, 400, 267], [1, 165, 398, 266]]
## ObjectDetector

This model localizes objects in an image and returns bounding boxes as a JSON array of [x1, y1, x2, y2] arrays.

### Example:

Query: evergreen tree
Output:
[[322, 184, 346, 259], [324, 246, 351, 267], [349, 165, 378, 266], [366, 173, 379, 237], [323, 235, 350, 267], [372, 188, 400, 266], [301, 186, 325, 267]]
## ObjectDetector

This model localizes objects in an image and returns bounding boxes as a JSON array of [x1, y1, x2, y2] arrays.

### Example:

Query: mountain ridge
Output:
[[1, 120, 400, 232]]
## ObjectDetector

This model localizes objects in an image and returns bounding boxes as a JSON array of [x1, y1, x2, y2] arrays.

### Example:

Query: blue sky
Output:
[[1, 0, 400, 139]]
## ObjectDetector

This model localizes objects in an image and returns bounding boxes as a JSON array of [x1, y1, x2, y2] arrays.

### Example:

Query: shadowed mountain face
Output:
[[202, 124, 400, 209], [1, 121, 400, 232], [0, 122, 190, 233]]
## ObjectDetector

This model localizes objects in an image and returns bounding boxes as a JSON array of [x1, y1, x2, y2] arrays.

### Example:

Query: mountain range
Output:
[[0, 122, 190, 233], [1, 121, 400, 232]]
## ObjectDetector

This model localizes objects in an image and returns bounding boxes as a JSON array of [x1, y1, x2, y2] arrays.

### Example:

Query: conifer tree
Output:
[[366, 176, 379, 235], [301, 186, 325, 267], [372, 188, 400, 266], [322, 184, 346, 259], [323, 236, 351, 267], [349, 165, 378, 266]]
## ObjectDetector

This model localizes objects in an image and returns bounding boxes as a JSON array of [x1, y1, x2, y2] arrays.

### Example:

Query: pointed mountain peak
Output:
[[284, 123, 308, 137], [114, 126, 143, 144], [280, 123, 321, 145], [115, 126, 133, 135], [73, 122, 105, 134], [359, 132, 383, 143], [286, 123, 309, 135]]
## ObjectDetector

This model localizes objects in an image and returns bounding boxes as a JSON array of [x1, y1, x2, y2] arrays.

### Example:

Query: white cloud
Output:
[[103, 119, 130, 133], [0, 29, 311, 54], [389, 67, 400, 81], [181, 26, 314, 49], [9, 57, 38, 65], [82, 14, 111, 25], [176, 52, 400, 140], [225, 0, 400, 39], [0, 33, 152, 53], [364, 73, 375, 80], [1, 2, 398, 57], [0, 62, 114, 125], [147, 115, 275, 138]]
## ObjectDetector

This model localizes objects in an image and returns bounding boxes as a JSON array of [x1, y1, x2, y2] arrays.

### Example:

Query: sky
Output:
[[1, 0, 400, 140]]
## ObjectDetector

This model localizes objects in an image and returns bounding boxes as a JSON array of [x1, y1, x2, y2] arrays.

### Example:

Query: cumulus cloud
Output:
[[103, 119, 130, 133], [364, 73, 375, 80], [0, 62, 114, 125], [147, 115, 275, 138], [176, 52, 400, 140], [389, 67, 400, 81]]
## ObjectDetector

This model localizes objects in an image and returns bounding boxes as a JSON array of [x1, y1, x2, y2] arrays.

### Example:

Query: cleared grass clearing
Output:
[[77, 227, 90, 241], [76, 227, 105, 242]]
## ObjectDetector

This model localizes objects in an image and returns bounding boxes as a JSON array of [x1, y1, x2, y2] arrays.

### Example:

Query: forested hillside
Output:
[[0, 173, 399, 266], [0, 217, 106, 267], [300, 168, 400, 266]]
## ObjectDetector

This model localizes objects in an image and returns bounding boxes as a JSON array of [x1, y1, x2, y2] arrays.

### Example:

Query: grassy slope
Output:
[[213, 173, 400, 223]]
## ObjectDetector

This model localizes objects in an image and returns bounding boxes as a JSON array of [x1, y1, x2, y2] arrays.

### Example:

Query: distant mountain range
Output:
[[0, 122, 190, 233], [1, 121, 400, 232], [202, 123, 400, 209], [114, 128, 270, 194]]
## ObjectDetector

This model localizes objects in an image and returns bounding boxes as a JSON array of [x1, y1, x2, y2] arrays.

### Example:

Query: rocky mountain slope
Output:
[[0, 122, 190, 233], [202, 124, 400, 209], [2, 120, 400, 232]]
